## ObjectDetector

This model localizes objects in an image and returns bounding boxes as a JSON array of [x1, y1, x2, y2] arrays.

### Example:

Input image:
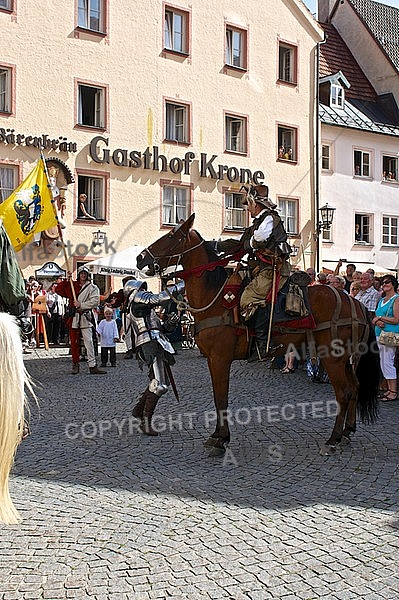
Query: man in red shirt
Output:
[[56, 266, 105, 375]]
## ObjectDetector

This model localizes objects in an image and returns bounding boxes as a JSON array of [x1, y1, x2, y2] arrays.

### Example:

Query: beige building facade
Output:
[[0, 0, 322, 290]]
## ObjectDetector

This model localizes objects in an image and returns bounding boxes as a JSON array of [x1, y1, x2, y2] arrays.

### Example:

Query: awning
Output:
[[86, 245, 145, 278], [322, 260, 397, 275]]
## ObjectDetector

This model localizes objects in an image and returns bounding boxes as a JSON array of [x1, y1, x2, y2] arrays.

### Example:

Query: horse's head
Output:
[[137, 213, 196, 276]]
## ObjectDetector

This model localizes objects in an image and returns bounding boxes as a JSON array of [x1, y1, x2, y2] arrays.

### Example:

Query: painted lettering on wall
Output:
[[89, 136, 265, 184], [0, 129, 77, 152]]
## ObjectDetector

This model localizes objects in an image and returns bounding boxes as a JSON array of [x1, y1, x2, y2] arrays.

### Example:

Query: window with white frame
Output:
[[77, 84, 105, 128], [225, 26, 247, 69], [382, 216, 398, 246], [321, 144, 332, 171], [354, 149, 370, 177], [355, 214, 371, 244], [77, 174, 105, 221], [278, 43, 297, 84], [382, 155, 398, 182], [0, 67, 11, 113], [322, 227, 332, 242], [224, 192, 245, 230], [278, 126, 297, 161], [0, 164, 17, 203], [331, 84, 344, 108], [225, 115, 247, 154], [278, 197, 298, 235], [164, 7, 188, 54], [165, 101, 189, 143], [78, 0, 104, 32], [162, 185, 189, 225]]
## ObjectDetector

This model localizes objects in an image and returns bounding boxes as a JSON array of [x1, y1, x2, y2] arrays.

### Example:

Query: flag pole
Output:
[[40, 153, 77, 302]]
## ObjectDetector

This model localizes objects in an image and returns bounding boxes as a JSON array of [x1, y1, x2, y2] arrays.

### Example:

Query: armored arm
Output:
[[133, 280, 185, 307]]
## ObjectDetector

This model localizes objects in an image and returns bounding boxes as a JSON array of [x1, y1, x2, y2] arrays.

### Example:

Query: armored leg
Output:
[[140, 391, 160, 436], [140, 357, 168, 436], [132, 389, 148, 419]]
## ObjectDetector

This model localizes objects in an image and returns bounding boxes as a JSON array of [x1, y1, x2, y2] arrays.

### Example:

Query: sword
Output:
[[266, 255, 278, 354], [164, 361, 179, 401]]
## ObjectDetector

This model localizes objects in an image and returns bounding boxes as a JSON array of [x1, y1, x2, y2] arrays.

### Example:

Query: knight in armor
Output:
[[125, 278, 184, 436], [104, 276, 136, 359], [217, 184, 291, 361]]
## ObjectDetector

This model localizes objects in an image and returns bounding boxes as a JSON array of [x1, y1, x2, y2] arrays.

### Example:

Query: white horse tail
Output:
[[0, 313, 29, 524]]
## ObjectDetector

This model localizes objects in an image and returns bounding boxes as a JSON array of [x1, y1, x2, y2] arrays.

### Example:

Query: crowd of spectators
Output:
[[282, 261, 399, 402]]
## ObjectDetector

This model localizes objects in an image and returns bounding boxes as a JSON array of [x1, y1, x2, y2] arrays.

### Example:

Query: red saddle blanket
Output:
[[222, 279, 316, 331]]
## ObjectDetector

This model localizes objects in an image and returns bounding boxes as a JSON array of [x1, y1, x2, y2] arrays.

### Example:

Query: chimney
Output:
[[318, 0, 339, 23]]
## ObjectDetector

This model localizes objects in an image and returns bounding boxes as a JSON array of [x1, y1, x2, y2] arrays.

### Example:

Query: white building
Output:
[[317, 0, 399, 275]]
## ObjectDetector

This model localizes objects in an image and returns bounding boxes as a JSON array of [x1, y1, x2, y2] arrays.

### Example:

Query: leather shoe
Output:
[[89, 366, 106, 374]]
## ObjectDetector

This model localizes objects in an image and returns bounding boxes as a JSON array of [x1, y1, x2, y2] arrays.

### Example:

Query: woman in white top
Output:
[[372, 274, 399, 402]]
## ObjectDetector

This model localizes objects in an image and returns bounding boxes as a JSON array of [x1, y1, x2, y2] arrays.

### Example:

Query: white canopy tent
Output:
[[322, 260, 397, 276], [86, 245, 146, 278]]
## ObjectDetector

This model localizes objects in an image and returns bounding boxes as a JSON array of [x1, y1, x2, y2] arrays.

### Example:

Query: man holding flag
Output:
[[0, 158, 58, 252]]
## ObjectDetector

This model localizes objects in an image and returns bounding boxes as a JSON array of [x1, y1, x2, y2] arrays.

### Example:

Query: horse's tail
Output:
[[0, 313, 28, 524], [356, 324, 379, 424]]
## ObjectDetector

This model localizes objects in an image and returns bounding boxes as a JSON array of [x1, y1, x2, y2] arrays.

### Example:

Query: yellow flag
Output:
[[0, 159, 58, 252]]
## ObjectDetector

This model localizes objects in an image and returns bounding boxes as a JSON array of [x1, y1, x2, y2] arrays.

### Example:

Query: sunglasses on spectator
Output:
[[382, 281, 392, 285]]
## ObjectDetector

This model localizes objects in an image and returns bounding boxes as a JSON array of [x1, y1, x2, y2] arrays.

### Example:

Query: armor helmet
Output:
[[123, 279, 146, 297]]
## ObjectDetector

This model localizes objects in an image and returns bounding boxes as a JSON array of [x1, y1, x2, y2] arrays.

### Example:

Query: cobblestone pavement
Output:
[[0, 344, 398, 600]]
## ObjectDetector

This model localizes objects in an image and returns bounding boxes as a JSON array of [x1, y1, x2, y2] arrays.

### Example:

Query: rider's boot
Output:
[[140, 392, 160, 436], [248, 307, 281, 363], [132, 389, 147, 419]]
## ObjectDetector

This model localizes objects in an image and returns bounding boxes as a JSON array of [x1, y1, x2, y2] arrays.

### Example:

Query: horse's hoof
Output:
[[204, 437, 219, 447], [339, 435, 351, 446], [204, 437, 228, 450], [319, 444, 336, 456], [208, 446, 226, 457]]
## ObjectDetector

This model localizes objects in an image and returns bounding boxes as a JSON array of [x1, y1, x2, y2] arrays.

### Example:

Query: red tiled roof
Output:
[[319, 23, 377, 101]]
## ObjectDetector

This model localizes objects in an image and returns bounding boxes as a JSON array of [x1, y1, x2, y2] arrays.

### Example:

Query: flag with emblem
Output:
[[0, 159, 57, 252]]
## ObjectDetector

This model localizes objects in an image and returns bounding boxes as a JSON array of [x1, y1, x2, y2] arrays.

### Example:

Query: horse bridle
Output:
[[144, 228, 204, 276]]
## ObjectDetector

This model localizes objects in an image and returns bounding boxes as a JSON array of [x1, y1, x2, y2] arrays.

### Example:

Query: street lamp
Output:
[[315, 203, 335, 273], [317, 203, 336, 234], [92, 229, 106, 246]]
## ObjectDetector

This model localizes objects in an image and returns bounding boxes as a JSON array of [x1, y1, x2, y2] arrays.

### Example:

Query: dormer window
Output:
[[331, 84, 344, 108]]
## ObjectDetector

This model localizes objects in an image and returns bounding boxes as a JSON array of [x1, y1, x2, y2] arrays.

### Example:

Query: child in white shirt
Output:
[[97, 308, 119, 367]]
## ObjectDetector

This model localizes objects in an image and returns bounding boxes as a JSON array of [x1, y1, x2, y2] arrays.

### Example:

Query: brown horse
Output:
[[137, 214, 379, 453]]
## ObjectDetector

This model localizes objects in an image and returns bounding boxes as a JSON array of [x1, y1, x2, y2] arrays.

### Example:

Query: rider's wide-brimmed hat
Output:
[[241, 184, 277, 210]]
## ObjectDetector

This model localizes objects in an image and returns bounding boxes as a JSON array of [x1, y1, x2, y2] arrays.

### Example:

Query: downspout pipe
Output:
[[315, 34, 328, 273]]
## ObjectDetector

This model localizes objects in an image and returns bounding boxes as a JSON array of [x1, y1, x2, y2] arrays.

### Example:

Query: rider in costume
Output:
[[125, 279, 184, 436], [217, 184, 291, 361]]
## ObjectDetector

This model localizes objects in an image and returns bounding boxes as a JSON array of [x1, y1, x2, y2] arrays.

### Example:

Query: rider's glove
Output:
[[164, 312, 179, 331]]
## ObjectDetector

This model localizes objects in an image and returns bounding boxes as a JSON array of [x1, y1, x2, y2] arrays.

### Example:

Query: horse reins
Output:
[[146, 231, 232, 314]]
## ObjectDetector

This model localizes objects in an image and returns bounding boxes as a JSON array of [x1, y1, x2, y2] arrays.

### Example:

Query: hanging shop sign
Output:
[[35, 262, 66, 278], [89, 136, 265, 184], [0, 128, 77, 152]]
